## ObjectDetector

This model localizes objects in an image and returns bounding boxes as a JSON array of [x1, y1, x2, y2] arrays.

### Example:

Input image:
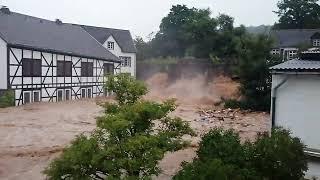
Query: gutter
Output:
[[271, 75, 289, 128]]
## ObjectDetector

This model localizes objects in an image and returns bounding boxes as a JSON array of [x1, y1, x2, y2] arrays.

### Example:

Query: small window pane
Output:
[[65, 61, 72, 77], [88, 62, 93, 76], [23, 92, 31, 104], [33, 91, 40, 102], [57, 61, 64, 77], [104, 64, 114, 75], [57, 90, 63, 102], [33, 60, 42, 76], [87, 88, 92, 98], [65, 89, 71, 100], [22, 59, 32, 76], [81, 62, 87, 76], [81, 89, 86, 98]]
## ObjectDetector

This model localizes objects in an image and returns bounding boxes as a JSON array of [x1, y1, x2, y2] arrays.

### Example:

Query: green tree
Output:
[[134, 36, 152, 61], [274, 0, 320, 29], [234, 34, 282, 111], [174, 128, 308, 180], [106, 73, 148, 105], [44, 74, 194, 179]]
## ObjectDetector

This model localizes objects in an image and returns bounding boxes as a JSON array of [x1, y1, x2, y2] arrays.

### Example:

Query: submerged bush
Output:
[[174, 128, 308, 180], [0, 90, 15, 108]]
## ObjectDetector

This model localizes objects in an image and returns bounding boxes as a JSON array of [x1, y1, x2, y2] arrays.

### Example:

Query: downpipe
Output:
[[271, 76, 288, 128]]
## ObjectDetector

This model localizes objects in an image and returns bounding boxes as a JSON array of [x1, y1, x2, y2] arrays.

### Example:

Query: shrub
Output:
[[252, 128, 308, 180], [0, 90, 15, 108], [197, 128, 248, 166], [174, 128, 308, 180], [223, 99, 244, 109], [173, 159, 258, 180], [45, 74, 194, 179], [106, 73, 148, 105]]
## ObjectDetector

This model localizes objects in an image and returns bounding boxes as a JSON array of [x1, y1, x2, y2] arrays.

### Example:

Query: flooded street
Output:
[[0, 100, 269, 180]]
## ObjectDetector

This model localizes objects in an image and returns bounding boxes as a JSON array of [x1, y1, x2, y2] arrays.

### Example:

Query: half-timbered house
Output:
[[0, 7, 136, 106]]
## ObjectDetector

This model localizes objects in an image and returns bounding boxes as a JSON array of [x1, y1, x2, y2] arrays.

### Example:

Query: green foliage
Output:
[[252, 128, 308, 180], [274, 0, 320, 29], [223, 99, 244, 109], [45, 75, 194, 179], [0, 90, 15, 108], [235, 34, 282, 111], [106, 73, 148, 105], [174, 159, 257, 180], [136, 5, 247, 61], [174, 128, 308, 180]]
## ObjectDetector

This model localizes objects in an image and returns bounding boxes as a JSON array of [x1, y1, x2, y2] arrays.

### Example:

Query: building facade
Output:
[[270, 29, 320, 61], [81, 25, 137, 77], [270, 51, 320, 178], [0, 7, 136, 106]]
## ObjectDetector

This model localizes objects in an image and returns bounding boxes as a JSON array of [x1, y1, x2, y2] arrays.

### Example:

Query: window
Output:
[[81, 62, 94, 77], [288, 50, 297, 60], [23, 90, 41, 104], [107, 41, 114, 50], [271, 49, 280, 55], [65, 89, 71, 101], [57, 89, 63, 102], [119, 56, 131, 67], [81, 88, 86, 98], [33, 91, 40, 102], [313, 39, 320, 47], [22, 58, 41, 77], [57, 61, 72, 77], [23, 91, 31, 104], [104, 63, 114, 75], [87, 88, 92, 98]]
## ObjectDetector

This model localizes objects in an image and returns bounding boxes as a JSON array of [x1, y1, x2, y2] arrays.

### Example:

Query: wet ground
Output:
[[0, 99, 269, 180]]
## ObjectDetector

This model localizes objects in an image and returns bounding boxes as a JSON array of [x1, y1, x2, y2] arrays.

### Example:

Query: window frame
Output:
[[81, 88, 87, 98], [107, 41, 114, 50], [22, 58, 42, 77], [81, 62, 94, 77], [33, 90, 41, 103], [104, 63, 114, 75], [57, 60, 72, 77], [313, 39, 320, 47], [65, 89, 71, 101], [23, 91, 31, 104], [119, 56, 132, 67], [57, 89, 64, 102]]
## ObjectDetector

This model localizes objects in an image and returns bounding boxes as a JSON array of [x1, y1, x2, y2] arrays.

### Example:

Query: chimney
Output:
[[55, 19, 63, 25], [0, 6, 11, 14]]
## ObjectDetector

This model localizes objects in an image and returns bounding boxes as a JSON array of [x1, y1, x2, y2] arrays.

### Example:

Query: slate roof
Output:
[[270, 59, 320, 71], [270, 29, 320, 48], [0, 9, 120, 61], [81, 25, 137, 53]]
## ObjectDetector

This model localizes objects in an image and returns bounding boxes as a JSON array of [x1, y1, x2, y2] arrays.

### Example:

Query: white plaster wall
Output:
[[306, 160, 320, 178], [272, 74, 320, 150], [0, 37, 7, 89], [103, 35, 136, 76], [9, 47, 111, 105]]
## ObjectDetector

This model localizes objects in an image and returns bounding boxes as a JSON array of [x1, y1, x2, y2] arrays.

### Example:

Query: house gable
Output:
[[311, 32, 320, 39]]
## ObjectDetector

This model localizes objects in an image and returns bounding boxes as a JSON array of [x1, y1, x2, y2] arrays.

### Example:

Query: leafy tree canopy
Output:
[[274, 0, 320, 29], [174, 128, 308, 180], [44, 74, 194, 179]]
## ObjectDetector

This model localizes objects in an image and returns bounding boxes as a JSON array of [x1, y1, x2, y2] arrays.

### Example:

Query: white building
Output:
[[0, 7, 136, 106], [270, 51, 320, 178], [270, 29, 320, 61]]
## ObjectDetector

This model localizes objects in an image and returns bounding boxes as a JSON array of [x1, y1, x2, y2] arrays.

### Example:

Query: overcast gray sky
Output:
[[1, 0, 279, 39]]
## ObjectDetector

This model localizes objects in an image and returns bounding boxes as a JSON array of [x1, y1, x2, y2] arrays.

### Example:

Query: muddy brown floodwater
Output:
[[0, 74, 270, 180]]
